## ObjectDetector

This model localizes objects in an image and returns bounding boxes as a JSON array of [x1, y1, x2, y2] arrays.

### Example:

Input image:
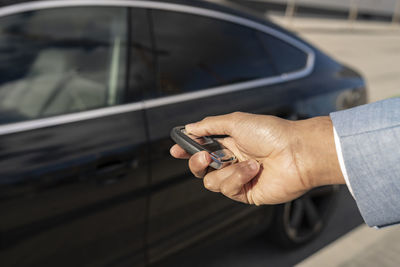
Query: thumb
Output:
[[186, 113, 239, 137]]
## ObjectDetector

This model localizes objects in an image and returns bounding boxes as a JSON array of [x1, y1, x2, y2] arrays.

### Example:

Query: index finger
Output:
[[185, 112, 241, 137]]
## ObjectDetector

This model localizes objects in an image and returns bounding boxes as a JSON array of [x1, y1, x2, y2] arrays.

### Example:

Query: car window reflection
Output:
[[0, 7, 127, 125], [152, 10, 307, 97]]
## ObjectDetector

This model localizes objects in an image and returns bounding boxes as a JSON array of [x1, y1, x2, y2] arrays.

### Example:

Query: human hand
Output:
[[170, 112, 344, 205]]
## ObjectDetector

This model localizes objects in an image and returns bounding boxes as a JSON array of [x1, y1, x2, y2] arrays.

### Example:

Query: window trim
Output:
[[0, 0, 315, 136]]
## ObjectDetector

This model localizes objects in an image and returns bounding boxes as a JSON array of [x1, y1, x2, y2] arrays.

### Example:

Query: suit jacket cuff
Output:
[[333, 126, 354, 197], [330, 98, 400, 228]]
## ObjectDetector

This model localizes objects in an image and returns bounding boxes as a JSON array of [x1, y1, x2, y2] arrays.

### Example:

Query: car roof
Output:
[[0, 0, 272, 28], [0, 0, 309, 46], [0, 0, 259, 20]]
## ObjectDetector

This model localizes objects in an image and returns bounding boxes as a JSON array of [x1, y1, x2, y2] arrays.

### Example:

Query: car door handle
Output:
[[95, 161, 129, 185], [96, 161, 126, 175]]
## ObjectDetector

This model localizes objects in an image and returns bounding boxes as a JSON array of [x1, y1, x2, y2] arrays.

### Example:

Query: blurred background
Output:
[[160, 0, 400, 266], [218, 0, 400, 103]]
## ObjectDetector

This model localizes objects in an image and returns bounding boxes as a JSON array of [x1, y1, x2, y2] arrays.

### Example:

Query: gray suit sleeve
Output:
[[330, 98, 400, 227]]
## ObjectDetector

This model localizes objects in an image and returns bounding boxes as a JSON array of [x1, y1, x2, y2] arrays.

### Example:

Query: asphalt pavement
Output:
[[298, 223, 400, 267]]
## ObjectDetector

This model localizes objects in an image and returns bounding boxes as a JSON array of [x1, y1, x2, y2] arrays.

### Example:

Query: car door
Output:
[[143, 7, 313, 262], [0, 6, 153, 267]]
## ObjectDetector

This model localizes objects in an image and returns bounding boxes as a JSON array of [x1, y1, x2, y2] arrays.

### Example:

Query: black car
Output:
[[0, 0, 366, 266]]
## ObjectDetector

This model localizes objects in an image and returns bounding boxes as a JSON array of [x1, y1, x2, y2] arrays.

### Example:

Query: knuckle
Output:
[[248, 190, 263, 206], [190, 153, 202, 166], [235, 170, 245, 181], [201, 116, 213, 124], [203, 177, 214, 190], [189, 155, 206, 174], [220, 184, 231, 196], [231, 111, 242, 116], [252, 197, 263, 206], [231, 111, 244, 119]]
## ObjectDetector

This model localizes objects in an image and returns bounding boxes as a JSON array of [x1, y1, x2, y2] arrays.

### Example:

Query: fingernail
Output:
[[247, 160, 259, 171], [201, 152, 208, 165]]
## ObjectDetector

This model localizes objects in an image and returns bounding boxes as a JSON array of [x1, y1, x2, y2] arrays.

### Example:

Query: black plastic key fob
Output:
[[170, 126, 237, 169]]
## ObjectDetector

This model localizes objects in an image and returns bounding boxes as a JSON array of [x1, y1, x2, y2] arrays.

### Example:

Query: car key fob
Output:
[[170, 126, 237, 169]]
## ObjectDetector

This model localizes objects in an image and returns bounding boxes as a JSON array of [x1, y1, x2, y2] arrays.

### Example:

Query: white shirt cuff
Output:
[[333, 126, 354, 197]]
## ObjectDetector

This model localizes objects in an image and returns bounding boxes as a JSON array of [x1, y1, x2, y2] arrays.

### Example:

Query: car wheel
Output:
[[268, 185, 339, 248]]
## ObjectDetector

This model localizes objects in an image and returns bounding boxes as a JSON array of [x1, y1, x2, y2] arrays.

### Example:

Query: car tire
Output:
[[267, 185, 339, 248]]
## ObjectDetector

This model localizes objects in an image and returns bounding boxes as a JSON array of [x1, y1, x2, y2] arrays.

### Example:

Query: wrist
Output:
[[292, 116, 345, 189]]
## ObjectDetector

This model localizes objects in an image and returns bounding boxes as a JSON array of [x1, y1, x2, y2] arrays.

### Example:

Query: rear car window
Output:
[[151, 9, 278, 96], [151, 9, 308, 97]]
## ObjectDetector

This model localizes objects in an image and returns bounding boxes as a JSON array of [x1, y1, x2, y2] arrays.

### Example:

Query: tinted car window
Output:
[[258, 32, 308, 74], [151, 10, 278, 96], [0, 7, 127, 124]]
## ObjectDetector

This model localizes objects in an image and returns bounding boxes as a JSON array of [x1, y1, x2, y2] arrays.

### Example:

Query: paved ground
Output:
[[298, 224, 400, 267]]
